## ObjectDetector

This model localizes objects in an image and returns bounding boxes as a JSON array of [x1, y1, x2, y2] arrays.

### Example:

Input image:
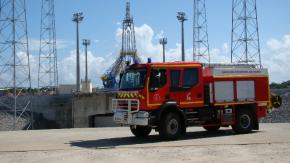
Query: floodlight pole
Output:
[[159, 37, 167, 63], [177, 12, 188, 62], [82, 39, 90, 82], [72, 13, 84, 92]]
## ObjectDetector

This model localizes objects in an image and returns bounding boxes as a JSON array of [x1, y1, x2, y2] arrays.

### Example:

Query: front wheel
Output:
[[159, 112, 182, 140], [130, 126, 152, 138], [232, 109, 254, 134]]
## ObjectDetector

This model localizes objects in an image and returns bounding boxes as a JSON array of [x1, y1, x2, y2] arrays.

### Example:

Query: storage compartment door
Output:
[[214, 81, 234, 102], [237, 80, 255, 101]]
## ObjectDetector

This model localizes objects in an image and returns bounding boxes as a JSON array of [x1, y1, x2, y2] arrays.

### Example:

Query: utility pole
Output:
[[72, 13, 84, 92], [82, 39, 90, 83], [159, 37, 167, 63], [177, 12, 187, 62]]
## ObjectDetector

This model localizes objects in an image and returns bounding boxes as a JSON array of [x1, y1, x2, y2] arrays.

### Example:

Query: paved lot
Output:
[[0, 123, 290, 163]]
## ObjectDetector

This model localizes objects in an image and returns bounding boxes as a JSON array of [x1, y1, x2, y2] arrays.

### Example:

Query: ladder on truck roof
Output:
[[203, 63, 259, 69]]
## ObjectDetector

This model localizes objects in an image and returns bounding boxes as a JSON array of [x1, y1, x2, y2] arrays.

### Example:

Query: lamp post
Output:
[[72, 12, 84, 92], [82, 39, 90, 82], [177, 12, 187, 62], [159, 37, 167, 63]]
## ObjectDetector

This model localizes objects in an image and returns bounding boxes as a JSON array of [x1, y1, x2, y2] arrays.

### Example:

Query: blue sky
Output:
[[25, 0, 290, 86]]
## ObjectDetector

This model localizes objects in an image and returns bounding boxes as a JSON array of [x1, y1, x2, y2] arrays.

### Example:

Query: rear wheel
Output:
[[203, 125, 220, 132], [130, 126, 152, 138], [232, 109, 254, 134], [159, 112, 182, 140]]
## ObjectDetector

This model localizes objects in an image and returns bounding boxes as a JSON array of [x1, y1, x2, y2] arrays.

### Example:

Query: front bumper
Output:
[[113, 110, 149, 126], [112, 98, 150, 126]]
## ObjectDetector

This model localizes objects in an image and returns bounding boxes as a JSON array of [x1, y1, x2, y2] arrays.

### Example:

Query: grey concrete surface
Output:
[[32, 95, 73, 129], [72, 92, 116, 128], [0, 123, 290, 163]]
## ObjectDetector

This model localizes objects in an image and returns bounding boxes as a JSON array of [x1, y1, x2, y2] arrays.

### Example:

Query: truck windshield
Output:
[[120, 69, 147, 90]]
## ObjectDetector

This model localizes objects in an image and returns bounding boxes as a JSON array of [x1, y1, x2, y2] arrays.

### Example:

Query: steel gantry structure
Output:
[[101, 0, 141, 89]]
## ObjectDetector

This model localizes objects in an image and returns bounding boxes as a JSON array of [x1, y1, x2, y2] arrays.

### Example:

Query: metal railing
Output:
[[112, 99, 139, 113]]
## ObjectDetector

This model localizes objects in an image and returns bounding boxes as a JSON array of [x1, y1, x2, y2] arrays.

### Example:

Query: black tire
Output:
[[232, 109, 254, 134], [130, 126, 152, 138], [159, 112, 182, 140], [203, 125, 220, 132]]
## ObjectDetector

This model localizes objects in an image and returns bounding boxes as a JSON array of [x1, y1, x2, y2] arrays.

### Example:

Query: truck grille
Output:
[[112, 99, 139, 112]]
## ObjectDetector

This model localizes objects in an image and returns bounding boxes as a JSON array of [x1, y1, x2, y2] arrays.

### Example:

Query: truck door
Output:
[[168, 68, 203, 108], [148, 68, 168, 107], [179, 68, 204, 108], [169, 69, 182, 104]]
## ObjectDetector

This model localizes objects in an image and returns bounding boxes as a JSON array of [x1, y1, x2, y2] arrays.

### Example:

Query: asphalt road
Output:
[[0, 123, 290, 163]]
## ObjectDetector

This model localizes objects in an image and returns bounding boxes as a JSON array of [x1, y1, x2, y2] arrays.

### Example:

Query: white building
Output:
[[81, 80, 92, 93]]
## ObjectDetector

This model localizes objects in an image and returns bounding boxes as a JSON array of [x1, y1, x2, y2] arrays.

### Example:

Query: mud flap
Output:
[[253, 119, 259, 130]]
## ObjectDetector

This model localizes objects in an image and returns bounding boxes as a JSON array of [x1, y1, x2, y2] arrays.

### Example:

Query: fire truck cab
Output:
[[112, 62, 280, 139]]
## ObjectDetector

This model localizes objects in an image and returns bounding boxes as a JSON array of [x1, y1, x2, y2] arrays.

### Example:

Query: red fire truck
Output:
[[112, 62, 281, 139]]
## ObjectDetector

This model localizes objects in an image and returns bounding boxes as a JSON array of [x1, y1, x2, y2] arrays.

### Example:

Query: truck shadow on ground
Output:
[[69, 129, 260, 149]]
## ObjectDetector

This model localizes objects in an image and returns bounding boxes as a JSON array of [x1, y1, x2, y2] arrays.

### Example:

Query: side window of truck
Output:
[[170, 70, 180, 89], [182, 68, 199, 88], [149, 69, 167, 90]]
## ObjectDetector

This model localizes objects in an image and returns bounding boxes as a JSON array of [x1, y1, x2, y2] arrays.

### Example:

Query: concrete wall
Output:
[[72, 92, 116, 128], [32, 95, 73, 129], [1, 92, 118, 130], [58, 84, 76, 94]]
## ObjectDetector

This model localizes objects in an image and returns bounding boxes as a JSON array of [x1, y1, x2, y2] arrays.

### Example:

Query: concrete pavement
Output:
[[0, 123, 290, 162]]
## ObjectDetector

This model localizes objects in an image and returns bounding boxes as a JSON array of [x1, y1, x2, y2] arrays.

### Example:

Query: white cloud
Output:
[[115, 24, 182, 63], [155, 30, 165, 40], [115, 24, 289, 83], [93, 40, 100, 43], [263, 35, 290, 82], [0, 51, 37, 88], [127, 24, 231, 64], [28, 38, 71, 51], [58, 50, 114, 87], [266, 35, 290, 50], [222, 43, 230, 54], [0, 49, 113, 88]]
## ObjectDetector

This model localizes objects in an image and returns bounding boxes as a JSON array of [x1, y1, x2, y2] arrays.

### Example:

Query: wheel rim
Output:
[[167, 118, 179, 135], [240, 114, 251, 129]]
